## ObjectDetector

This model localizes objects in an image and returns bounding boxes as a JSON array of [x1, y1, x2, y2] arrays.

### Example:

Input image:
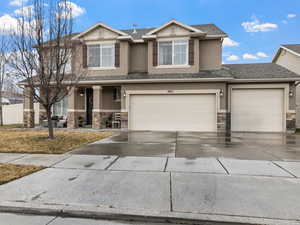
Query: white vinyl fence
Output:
[[3, 103, 39, 125]]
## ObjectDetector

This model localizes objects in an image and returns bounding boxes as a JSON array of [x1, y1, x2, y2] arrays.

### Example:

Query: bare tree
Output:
[[0, 33, 9, 126], [9, 0, 84, 139]]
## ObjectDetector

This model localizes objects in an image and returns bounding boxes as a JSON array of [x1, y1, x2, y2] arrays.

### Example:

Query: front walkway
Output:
[[1, 153, 300, 224]]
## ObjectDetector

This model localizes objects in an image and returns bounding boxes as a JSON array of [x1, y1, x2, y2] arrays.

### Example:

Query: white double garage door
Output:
[[128, 87, 286, 132]]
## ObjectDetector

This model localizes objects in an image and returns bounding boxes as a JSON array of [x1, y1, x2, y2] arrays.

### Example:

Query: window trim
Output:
[[87, 42, 116, 69], [157, 39, 189, 67]]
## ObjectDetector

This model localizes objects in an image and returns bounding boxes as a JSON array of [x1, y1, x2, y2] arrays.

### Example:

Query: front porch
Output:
[[23, 85, 128, 129]]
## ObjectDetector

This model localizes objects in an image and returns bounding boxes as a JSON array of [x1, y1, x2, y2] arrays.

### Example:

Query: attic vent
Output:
[[132, 24, 138, 34]]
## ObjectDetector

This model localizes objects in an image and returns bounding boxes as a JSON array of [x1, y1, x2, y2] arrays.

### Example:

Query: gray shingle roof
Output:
[[282, 44, 300, 55], [80, 69, 233, 82], [19, 63, 300, 85], [121, 24, 227, 40], [224, 63, 300, 79], [77, 63, 300, 83]]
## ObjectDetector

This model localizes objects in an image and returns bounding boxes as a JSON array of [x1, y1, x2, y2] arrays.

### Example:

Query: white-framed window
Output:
[[158, 40, 188, 66], [52, 96, 68, 117], [88, 43, 115, 68]]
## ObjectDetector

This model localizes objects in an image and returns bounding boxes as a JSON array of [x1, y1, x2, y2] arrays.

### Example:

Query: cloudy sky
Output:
[[0, 0, 299, 64]]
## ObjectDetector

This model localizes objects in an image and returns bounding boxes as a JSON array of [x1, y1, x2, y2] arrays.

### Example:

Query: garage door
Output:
[[129, 94, 216, 131], [231, 89, 284, 132]]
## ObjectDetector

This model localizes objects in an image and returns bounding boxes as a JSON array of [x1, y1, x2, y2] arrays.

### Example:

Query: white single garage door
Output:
[[129, 94, 216, 131], [231, 89, 284, 132]]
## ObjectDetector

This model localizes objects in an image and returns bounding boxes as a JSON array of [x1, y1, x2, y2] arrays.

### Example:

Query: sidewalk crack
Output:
[[169, 172, 173, 212]]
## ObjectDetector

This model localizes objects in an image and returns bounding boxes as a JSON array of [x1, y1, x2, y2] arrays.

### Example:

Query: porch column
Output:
[[120, 86, 128, 129], [92, 86, 103, 129], [23, 86, 34, 128], [67, 87, 78, 129], [39, 88, 47, 125]]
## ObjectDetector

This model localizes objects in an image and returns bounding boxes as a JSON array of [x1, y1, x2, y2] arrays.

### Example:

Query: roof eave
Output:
[[230, 78, 300, 83]]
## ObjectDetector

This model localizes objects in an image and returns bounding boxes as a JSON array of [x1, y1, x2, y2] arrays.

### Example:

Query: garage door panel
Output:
[[231, 89, 284, 132], [129, 94, 216, 132]]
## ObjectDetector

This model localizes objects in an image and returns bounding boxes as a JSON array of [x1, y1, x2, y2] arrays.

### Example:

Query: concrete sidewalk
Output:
[[0, 212, 174, 225], [1, 154, 300, 224]]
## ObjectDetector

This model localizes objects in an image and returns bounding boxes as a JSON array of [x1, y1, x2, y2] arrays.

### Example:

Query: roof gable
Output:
[[145, 19, 205, 36], [72, 22, 130, 40], [272, 44, 300, 63]]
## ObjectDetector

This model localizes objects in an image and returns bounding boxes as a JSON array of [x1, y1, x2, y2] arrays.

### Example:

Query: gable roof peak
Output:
[[72, 22, 130, 40], [145, 19, 206, 36]]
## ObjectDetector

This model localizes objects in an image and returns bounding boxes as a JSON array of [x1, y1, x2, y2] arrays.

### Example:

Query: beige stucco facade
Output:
[[22, 21, 298, 132], [274, 48, 300, 128]]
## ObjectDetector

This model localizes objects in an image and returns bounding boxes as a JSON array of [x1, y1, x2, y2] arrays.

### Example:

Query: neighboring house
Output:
[[22, 19, 300, 132], [273, 44, 300, 128], [1, 97, 10, 105], [1, 91, 23, 105]]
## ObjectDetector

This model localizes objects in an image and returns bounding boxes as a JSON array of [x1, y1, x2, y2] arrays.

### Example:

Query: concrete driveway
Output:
[[70, 131, 300, 161]]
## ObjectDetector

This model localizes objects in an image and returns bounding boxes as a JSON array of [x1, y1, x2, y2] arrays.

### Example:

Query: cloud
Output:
[[223, 38, 239, 47], [287, 14, 296, 18], [58, 1, 86, 18], [0, 14, 19, 34], [14, 5, 34, 17], [243, 52, 268, 60], [243, 53, 258, 60], [256, 52, 268, 58], [226, 55, 239, 61], [9, 0, 28, 7], [241, 17, 278, 32]]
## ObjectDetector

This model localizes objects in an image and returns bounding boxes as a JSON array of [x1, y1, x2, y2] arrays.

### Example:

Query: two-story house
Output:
[[273, 44, 300, 128], [23, 19, 300, 132]]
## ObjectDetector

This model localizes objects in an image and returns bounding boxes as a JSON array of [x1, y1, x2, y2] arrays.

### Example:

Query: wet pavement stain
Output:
[[68, 175, 79, 181], [31, 191, 47, 201], [84, 162, 95, 168]]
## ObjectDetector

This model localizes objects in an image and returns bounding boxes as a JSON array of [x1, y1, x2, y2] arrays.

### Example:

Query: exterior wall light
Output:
[[123, 91, 126, 97], [79, 89, 85, 97], [220, 89, 224, 97], [289, 91, 293, 97]]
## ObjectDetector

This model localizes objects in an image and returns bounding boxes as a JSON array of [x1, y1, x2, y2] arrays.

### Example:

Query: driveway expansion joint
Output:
[[217, 158, 229, 174], [104, 156, 120, 170], [271, 161, 298, 178]]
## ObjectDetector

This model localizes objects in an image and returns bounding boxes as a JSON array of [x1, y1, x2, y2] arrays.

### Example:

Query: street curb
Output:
[[0, 202, 299, 225]]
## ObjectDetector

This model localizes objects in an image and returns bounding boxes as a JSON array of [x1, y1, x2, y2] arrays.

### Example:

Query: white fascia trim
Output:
[[76, 78, 234, 85], [132, 39, 144, 43], [230, 78, 300, 83], [146, 19, 205, 35], [273, 46, 300, 63], [67, 109, 85, 112], [72, 22, 130, 40], [205, 34, 228, 39], [281, 46, 300, 57], [117, 35, 133, 41], [142, 35, 157, 40]]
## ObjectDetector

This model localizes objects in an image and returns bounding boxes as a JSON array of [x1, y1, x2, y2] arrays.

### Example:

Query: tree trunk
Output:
[[0, 92, 3, 126], [46, 108, 54, 139]]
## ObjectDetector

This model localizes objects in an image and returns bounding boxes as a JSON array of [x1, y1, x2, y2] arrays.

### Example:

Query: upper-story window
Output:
[[158, 40, 188, 66], [88, 43, 115, 68]]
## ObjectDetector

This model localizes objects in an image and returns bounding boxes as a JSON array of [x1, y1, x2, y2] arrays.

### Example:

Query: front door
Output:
[[86, 88, 93, 125]]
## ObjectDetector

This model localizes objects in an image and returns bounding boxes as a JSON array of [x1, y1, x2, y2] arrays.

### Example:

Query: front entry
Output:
[[86, 88, 93, 125]]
